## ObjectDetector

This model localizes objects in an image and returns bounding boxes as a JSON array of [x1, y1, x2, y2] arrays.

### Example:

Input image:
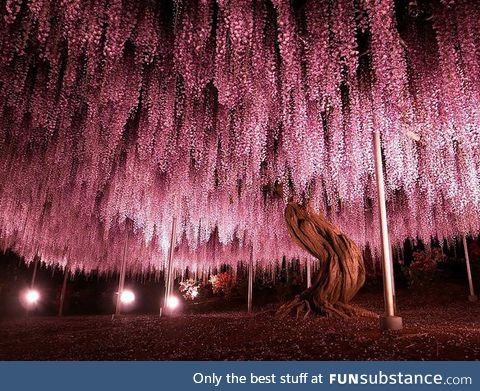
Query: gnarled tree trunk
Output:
[[277, 202, 377, 319]]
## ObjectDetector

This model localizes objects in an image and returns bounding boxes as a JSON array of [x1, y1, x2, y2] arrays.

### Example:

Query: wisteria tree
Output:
[[278, 202, 375, 318], [0, 0, 479, 279]]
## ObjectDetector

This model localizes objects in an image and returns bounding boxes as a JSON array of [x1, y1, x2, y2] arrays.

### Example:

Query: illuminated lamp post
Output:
[[373, 130, 403, 331]]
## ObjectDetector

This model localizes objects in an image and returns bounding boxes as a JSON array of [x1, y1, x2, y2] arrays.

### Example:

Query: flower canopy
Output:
[[1, 0, 479, 272]]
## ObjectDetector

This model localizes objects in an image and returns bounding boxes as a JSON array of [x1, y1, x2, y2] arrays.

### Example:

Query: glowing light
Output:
[[119, 290, 135, 304], [166, 296, 180, 310], [191, 290, 199, 298], [25, 289, 40, 305]]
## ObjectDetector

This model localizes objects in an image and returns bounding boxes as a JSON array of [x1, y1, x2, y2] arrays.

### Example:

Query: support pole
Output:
[[114, 230, 129, 318], [306, 258, 312, 288], [26, 254, 40, 318], [31, 254, 39, 289], [373, 130, 402, 331], [161, 217, 177, 316], [58, 265, 69, 316], [247, 246, 253, 313], [463, 236, 477, 302]]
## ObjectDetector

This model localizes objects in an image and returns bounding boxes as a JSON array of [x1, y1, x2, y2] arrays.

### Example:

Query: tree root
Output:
[[276, 294, 379, 320]]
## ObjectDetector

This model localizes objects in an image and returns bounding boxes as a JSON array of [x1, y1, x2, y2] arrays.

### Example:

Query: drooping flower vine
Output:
[[1, 0, 480, 273]]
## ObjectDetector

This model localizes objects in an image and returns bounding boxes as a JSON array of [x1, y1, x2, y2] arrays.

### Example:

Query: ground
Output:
[[0, 285, 479, 360]]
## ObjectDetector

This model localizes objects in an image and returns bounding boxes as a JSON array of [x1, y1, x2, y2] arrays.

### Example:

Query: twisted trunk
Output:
[[277, 202, 377, 319]]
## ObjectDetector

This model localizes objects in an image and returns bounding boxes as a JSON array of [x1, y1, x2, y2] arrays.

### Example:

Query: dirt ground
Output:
[[1, 285, 479, 360]]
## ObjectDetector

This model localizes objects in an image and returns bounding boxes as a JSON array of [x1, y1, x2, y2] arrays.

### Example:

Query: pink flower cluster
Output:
[[1, 0, 480, 273]]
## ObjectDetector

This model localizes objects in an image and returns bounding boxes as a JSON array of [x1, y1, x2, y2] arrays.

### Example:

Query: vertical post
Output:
[[454, 239, 457, 260], [247, 246, 253, 313], [373, 130, 402, 331], [58, 265, 69, 316], [286, 260, 290, 284], [31, 254, 39, 289], [26, 254, 40, 318], [161, 217, 177, 316], [306, 258, 312, 288], [114, 229, 129, 318], [463, 236, 477, 302]]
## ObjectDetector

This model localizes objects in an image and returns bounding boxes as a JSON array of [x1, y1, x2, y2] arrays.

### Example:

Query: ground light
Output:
[[166, 295, 180, 310], [25, 289, 40, 304], [20, 288, 40, 309], [119, 290, 135, 304]]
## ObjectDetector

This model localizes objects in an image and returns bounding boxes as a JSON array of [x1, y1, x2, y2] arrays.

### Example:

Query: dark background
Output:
[[1, 236, 479, 319]]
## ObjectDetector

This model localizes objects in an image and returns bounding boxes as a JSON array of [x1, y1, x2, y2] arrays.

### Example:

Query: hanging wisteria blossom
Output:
[[0, 0, 480, 274]]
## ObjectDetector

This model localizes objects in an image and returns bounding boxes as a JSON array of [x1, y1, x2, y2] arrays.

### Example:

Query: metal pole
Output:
[[58, 265, 69, 316], [31, 254, 39, 289], [114, 230, 129, 317], [161, 217, 177, 316], [306, 258, 312, 288], [247, 246, 253, 313], [26, 254, 40, 318], [373, 130, 402, 330], [463, 236, 477, 302]]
